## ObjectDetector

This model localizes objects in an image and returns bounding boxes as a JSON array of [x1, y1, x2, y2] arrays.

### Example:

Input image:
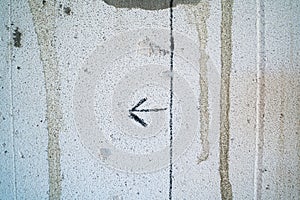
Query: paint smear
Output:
[[27, 1, 62, 199], [184, 1, 210, 163], [220, 0, 233, 199], [103, 0, 201, 10]]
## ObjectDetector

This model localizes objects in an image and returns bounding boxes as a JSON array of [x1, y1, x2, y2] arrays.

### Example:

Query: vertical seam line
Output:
[[254, 0, 266, 199], [169, 0, 174, 199], [9, 0, 17, 199]]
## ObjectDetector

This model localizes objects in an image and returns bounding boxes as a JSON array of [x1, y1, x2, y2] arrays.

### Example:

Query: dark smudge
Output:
[[103, 0, 201, 10], [13, 27, 22, 48]]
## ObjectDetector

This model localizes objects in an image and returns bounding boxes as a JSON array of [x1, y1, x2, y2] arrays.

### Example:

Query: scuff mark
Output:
[[184, 1, 211, 163], [28, 0, 62, 199], [59, 4, 72, 16], [220, 0, 233, 199], [13, 27, 22, 48], [63, 7, 72, 15], [137, 37, 169, 57], [99, 148, 112, 160]]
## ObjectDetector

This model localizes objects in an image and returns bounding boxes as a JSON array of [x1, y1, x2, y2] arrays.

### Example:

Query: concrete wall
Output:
[[0, 0, 299, 199]]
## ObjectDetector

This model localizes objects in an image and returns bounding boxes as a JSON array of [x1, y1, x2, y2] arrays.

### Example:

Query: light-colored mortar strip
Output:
[[184, 0, 211, 164], [220, 0, 233, 199], [254, 0, 265, 199], [28, 0, 62, 199]]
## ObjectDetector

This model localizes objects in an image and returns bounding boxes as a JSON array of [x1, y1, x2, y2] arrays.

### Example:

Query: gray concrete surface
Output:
[[0, 0, 299, 199]]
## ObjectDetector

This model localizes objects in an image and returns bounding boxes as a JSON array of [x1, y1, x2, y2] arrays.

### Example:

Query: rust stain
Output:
[[220, 0, 233, 199], [185, 1, 211, 164], [28, 0, 62, 199]]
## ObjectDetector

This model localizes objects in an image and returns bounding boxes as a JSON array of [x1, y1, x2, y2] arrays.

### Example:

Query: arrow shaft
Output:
[[129, 97, 167, 127], [133, 108, 167, 112]]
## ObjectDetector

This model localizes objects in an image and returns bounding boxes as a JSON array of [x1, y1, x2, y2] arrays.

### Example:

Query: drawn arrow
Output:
[[129, 97, 167, 127]]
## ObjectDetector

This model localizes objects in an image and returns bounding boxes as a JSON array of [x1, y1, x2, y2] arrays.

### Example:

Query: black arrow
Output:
[[129, 97, 167, 127]]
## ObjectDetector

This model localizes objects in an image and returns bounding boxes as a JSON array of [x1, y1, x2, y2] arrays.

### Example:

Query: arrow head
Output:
[[130, 97, 147, 111], [129, 112, 148, 127], [129, 97, 167, 127]]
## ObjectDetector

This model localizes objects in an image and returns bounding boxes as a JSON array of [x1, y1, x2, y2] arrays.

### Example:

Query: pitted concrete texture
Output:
[[0, 0, 299, 199]]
